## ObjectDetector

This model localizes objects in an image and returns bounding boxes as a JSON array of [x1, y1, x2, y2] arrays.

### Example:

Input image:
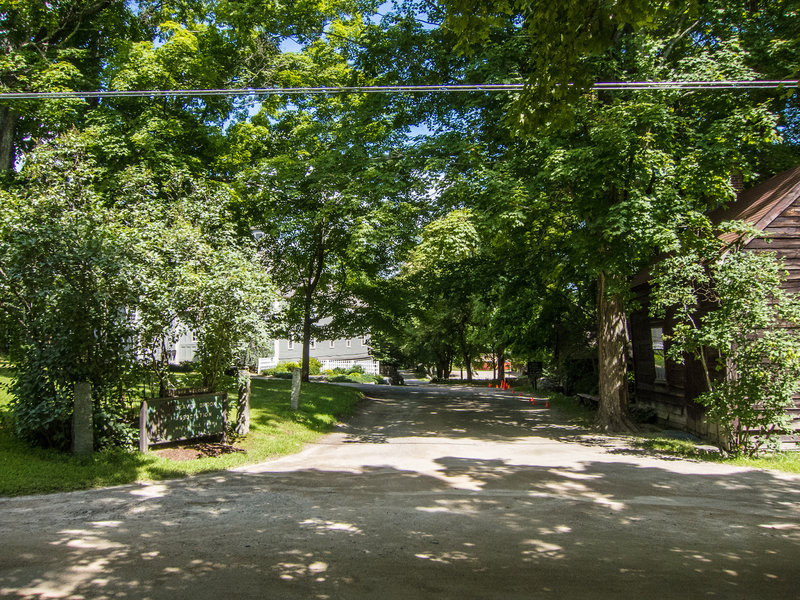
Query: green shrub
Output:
[[274, 361, 301, 372], [9, 371, 72, 449], [269, 360, 321, 375], [327, 373, 385, 384], [652, 240, 800, 456]]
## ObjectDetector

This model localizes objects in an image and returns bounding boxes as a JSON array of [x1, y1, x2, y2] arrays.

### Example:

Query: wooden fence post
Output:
[[139, 400, 149, 453], [290, 368, 301, 411], [72, 382, 93, 456], [236, 370, 250, 435]]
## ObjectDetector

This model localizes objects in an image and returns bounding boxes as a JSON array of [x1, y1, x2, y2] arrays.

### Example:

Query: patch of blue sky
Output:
[[279, 37, 304, 53], [409, 123, 433, 138]]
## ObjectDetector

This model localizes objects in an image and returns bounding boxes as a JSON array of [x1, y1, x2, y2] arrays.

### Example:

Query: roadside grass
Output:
[[0, 372, 362, 497], [509, 380, 596, 427], [724, 451, 800, 473], [539, 392, 597, 427], [510, 377, 800, 473], [632, 435, 800, 473]]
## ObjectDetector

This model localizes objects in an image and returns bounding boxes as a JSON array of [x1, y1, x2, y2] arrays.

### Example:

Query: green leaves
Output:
[[0, 133, 141, 448], [651, 226, 800, 455], [0, 130, 280, 448], [403, 209, 480, 278]]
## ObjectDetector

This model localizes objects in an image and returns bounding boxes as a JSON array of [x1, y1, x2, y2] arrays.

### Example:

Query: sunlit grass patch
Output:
[[633, 434, 800, 472], [543, 393, 596, 427], [633, 435, 717, 459], [723, 451, 800, 473], [510, 376, 800, 474], [0, 374, 362, 496]]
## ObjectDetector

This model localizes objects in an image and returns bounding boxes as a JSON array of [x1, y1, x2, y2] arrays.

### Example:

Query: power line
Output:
[[0, 80, 796, 100]]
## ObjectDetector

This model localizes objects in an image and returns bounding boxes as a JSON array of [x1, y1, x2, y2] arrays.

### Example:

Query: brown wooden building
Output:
[[630, 165, 800, 447]]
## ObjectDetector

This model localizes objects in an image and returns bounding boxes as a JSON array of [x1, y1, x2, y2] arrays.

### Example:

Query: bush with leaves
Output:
[[115, 168, 279, 395], [269, 359, 321, 376], [651, 221, 800, 456], [0, 136, 140, 449], [0, 133, 279, 449], [183, 242, 277, 391], [327, 373, 385, 384]]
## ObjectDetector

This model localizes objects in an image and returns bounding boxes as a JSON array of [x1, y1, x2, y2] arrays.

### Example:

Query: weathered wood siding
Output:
[[747, 198, 800, 295], [631, 282, 702, 433], [746, 197, 800, 447], [631, 190, 800, 447]]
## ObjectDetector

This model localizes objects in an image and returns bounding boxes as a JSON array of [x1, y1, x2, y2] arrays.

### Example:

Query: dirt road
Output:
[[1, 383, 799, 599]]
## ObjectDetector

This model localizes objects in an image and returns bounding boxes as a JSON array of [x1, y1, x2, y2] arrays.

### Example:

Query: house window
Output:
[[361, 336, 367, 346], [311, 339, 316, 349], [329, 340, 335, 349], [651, 327, 667, 382], [287, 337, 294, 350], [346, 339, 351, 348]]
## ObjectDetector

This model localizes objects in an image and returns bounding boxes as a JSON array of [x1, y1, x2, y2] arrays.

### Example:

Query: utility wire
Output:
[[0, 80, 797, 100]]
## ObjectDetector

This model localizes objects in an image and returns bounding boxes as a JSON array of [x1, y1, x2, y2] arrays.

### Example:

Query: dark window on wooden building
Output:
[[650, 326, 667, 383]]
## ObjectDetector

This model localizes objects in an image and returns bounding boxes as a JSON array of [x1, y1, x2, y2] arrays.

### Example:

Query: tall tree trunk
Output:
[[457, 318, 473, 382], [0, 107, 18, 172], [596, 271, 636, 432], [301, 302, 312, 383], [300, 232, 325, 383], [497, 344, 505, 382]]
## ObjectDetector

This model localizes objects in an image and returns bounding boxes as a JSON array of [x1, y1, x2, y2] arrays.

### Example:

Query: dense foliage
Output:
[[651, 223, 800, 455], [0, 132, 277, 449], [0, 0, 799, 452]]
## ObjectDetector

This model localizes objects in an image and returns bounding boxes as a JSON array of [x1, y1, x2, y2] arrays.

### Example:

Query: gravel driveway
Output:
[[1, 382, 799, 599]]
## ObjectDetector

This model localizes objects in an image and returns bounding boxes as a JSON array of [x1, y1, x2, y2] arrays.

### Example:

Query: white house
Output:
[[257, 333, 380, 375], [168, 329, 198, 364], [160, 309, 379, 375]]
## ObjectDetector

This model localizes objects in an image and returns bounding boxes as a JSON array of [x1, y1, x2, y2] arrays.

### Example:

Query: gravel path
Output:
[[1, 382, 799, 599]]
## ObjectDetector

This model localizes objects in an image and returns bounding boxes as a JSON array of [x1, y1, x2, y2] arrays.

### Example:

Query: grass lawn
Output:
[[0, 369, 362, 497]]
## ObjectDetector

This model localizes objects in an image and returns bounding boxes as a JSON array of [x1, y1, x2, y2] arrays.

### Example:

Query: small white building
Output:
[[257, 334, 380, 375], [168, 329, 198, 364]]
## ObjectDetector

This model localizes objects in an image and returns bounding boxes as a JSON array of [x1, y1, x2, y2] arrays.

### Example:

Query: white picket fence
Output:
[[257, 358, 278, 373], [257, 357, 380, 375], [321, 360, 380, 375]]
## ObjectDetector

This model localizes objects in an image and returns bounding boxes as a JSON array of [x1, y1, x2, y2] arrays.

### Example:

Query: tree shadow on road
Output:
[[1, 452, 798, 599], [340, 384, 597, 444]]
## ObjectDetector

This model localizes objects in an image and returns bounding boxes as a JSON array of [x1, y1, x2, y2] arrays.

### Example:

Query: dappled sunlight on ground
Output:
[[2, 383, 799, 599]]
